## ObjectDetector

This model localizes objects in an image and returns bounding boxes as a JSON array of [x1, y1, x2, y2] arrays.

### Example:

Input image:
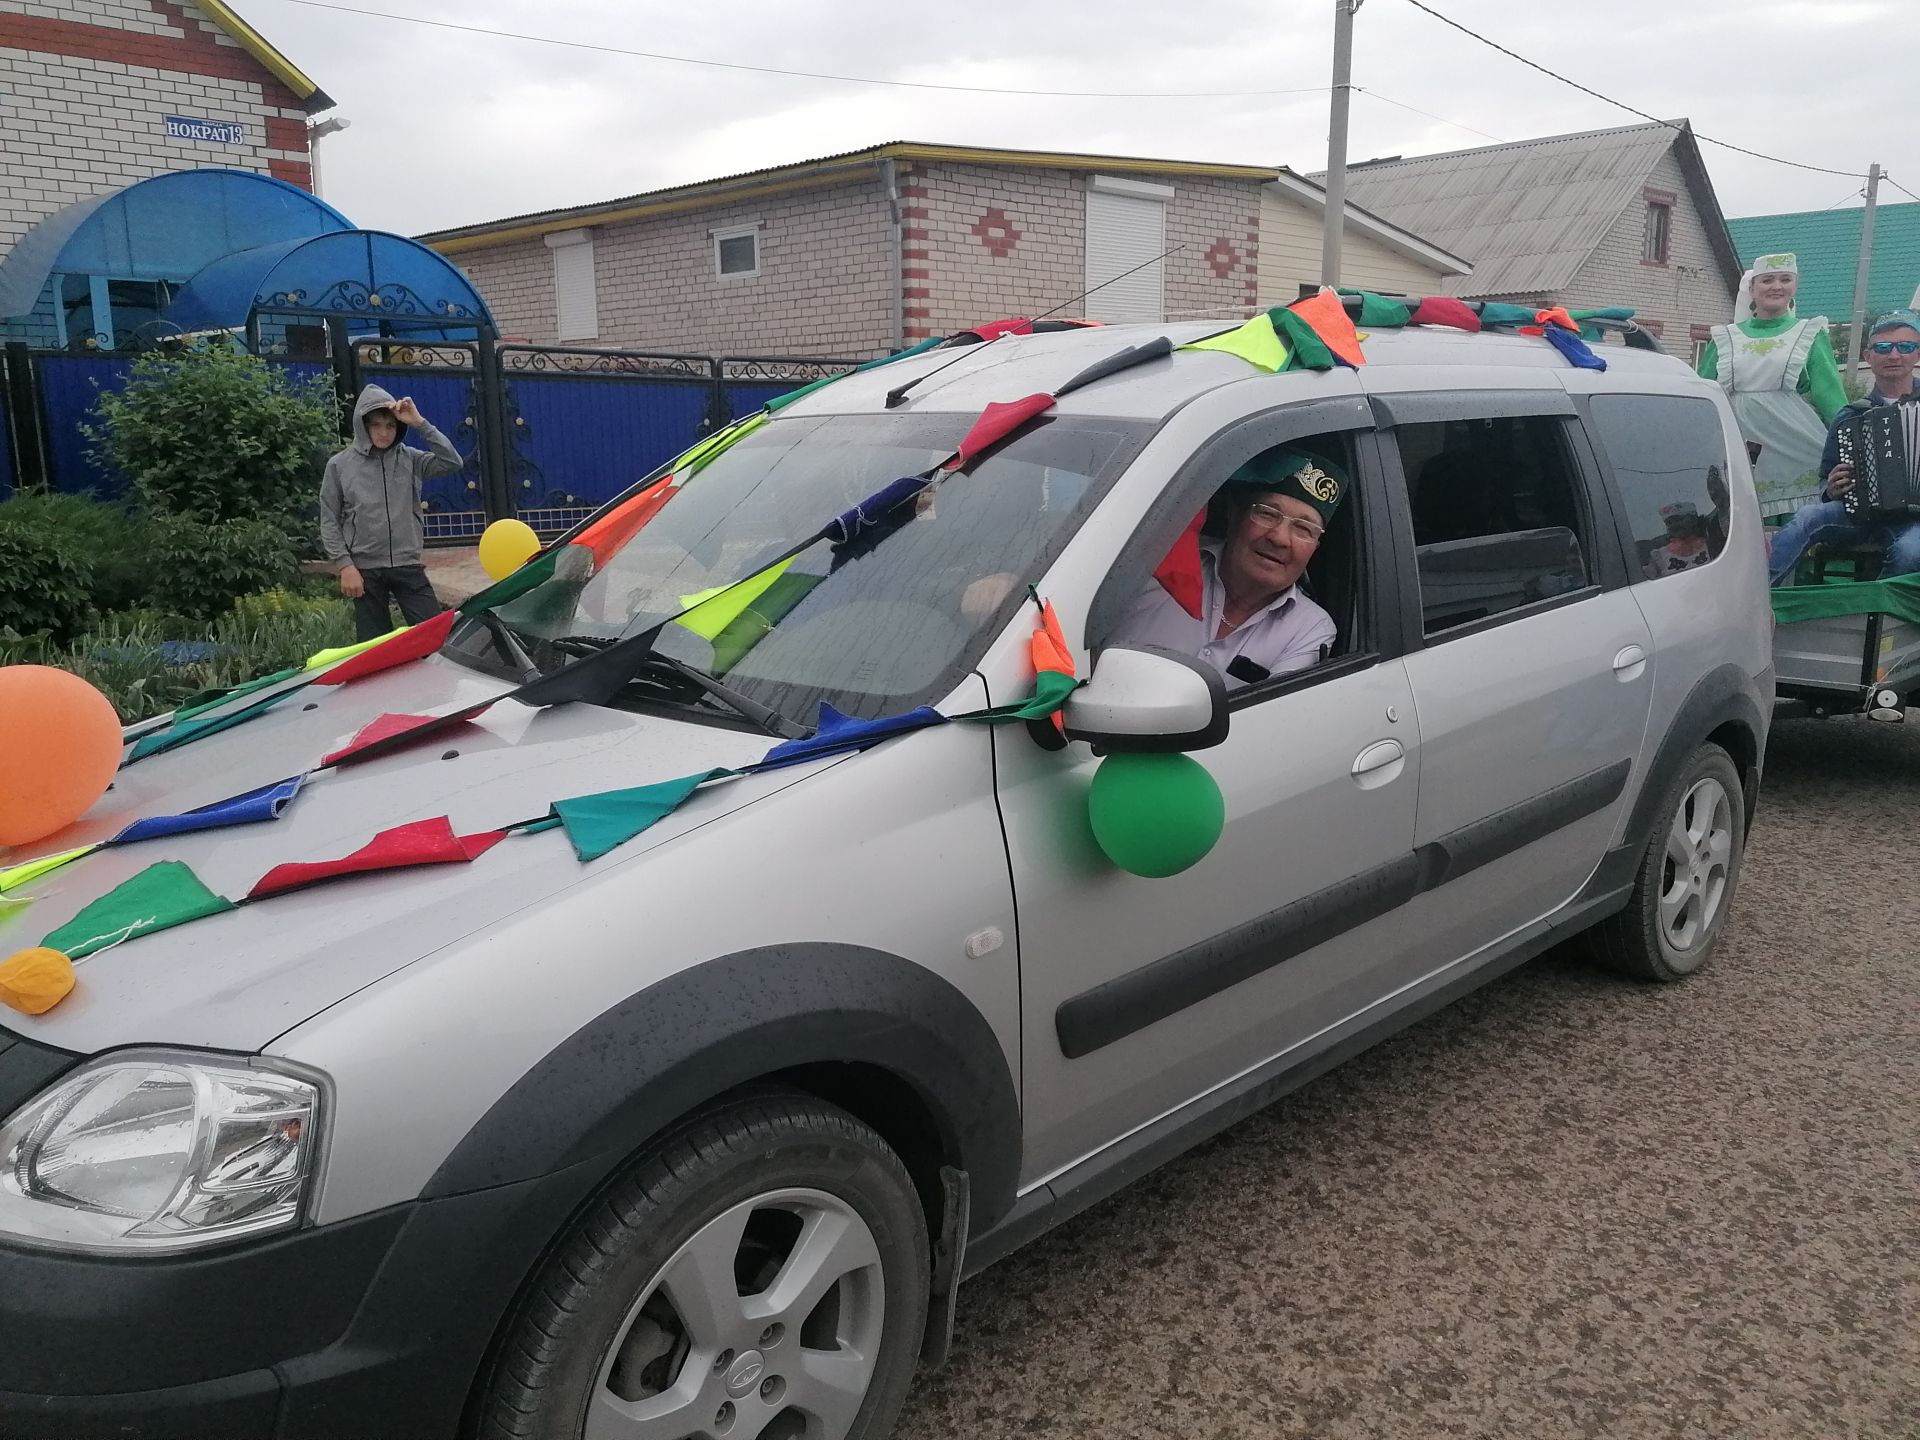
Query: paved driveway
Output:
[[898, 718, 1920, 1440]]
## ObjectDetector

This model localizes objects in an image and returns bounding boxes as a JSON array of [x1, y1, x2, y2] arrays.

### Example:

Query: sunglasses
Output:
[[1869, 340, 1920, 355], [1246, 501, 1325, 544]]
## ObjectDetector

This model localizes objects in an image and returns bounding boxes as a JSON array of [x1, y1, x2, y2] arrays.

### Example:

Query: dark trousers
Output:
[[352, 564, 444, 640]]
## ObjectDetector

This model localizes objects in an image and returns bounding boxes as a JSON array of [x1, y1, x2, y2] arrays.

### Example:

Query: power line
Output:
[[1821, 185, 1866, 211], [1885, 176, 1920, 205], [1354, 87, 1505, 144], [264, 0, 1330, 100], [1398, 0, 1864, 180]]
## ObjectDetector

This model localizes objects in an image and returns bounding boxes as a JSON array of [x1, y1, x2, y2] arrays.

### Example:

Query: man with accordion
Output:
[[1768, 309, 1920, 585]]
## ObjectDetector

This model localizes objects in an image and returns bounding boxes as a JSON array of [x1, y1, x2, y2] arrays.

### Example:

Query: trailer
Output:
[[1772, 569, 1920, 721]]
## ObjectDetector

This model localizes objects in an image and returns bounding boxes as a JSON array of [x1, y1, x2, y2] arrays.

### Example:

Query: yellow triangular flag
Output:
[[0, 845, 98, 894], [304, 624, 406, 672], [1178, 313, 1290, 373], [678, 412, 770, 478], [0, 895, 31, 919], [676, 558, 795, 641]]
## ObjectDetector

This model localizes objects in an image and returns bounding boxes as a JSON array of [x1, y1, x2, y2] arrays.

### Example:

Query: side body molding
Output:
[[423, 944, 1023, 1231]]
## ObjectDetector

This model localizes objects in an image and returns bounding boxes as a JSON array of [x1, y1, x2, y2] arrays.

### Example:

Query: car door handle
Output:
[[1612, 644, 1648, 682], [1351, 739, 1406, 791]]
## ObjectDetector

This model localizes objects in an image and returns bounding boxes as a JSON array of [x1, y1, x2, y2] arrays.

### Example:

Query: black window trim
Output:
[[1084, 394, 1407, 709], [1372, 399, 1619, 650]]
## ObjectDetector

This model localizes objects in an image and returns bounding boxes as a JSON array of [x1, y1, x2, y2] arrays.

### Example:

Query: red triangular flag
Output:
[[962, 317, 1034, 341], [312, 609, 457, 687], [1288, 289, 1366, 368], [1153, 507, 1208, 619], [1408, 295, 1480, 333], [949, 393, 1056, 469], [321, 700, 494, 769], [576, 481, 676, 566], [247, 817, 508, 901]]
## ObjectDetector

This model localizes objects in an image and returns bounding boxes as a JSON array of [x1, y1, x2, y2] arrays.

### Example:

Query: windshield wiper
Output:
[[473, 610, 541, 682], [622, 652, 806, 738]]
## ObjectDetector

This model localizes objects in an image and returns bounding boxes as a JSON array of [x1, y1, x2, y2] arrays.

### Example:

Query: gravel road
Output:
[[896, 716, 1920, 1440]]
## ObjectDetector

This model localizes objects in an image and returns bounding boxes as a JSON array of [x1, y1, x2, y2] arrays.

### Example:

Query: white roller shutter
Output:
[[547, 229, 599, 341], [1085, 175, 1170, 323]]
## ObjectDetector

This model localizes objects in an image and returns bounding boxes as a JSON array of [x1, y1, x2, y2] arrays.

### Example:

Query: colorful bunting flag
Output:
[[960, 318, 1034, 342], [174, 666, 305, 721], [949, 394, 1057, 470], [320, 701, 495, 770], [1477, 301, 1537, 327], [1154, 508, 1209, 618], [248, 817, 507, 901], [576, 481, 676, 566], [125, 682, 309, 765], [0, 845, 97, 895], [677, 559, 795, 641], [1541, 324, 1606, 371], [109, 775, 306, 846], [1180, 315, 1290, 373], [551, 769, 733, 862], [41, 861, 234, 961], [764, 374, 843, 413], [303, 628, 404, 673], [1268, 308, 1336, 371], [853, 337, 944, 370], [312, 609, 457, 687], [1029, 599, 1078, 734], [824, 476, 932, 546], [0, 896, 30, 920], [758, 703, 950, 770], [1408, 296, 1480, 332], [1337, 289, 1412, 328], [1287, 289, 1366, 368]]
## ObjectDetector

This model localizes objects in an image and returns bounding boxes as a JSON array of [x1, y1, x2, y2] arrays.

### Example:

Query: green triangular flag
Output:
[[127, 682, 307, 764], [1179, 313, 1290, 373], [1337, 289, 1411, 328], [955, 670, 1084, 725], [175, 666, 305, 722], [42, 861, 234, 960], [460, 545, 563, 615], [552, 769, 733, 862], [1268, 308, 1336, 371]]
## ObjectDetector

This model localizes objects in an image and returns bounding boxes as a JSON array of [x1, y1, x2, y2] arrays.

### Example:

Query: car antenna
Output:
[[885, 242, 1186, 408]]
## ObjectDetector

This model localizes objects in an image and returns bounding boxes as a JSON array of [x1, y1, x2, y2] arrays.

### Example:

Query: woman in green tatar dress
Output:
[[1699, 253, 1847, 516]]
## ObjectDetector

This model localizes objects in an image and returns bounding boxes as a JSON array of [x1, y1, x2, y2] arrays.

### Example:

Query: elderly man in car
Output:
[[1112, 448, 1343, 687]]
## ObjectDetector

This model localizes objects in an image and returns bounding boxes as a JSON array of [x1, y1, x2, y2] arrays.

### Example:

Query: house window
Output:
[[1644, 198, 1672, 265], [714, 224, 761, 280], [546, 229, 598, 342], [1085, 174, 1173, 322]]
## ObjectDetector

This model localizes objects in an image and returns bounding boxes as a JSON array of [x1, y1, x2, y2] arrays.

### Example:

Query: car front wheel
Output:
[[474, 1092, 930, 1440]]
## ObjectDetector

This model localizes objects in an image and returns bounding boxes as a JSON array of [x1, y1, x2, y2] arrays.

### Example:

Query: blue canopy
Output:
[[165, 229, 494, 335], [0, 169, 351, 319]]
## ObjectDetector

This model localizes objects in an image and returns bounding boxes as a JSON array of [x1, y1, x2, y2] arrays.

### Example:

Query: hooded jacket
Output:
[[319, 384, 463, 570]]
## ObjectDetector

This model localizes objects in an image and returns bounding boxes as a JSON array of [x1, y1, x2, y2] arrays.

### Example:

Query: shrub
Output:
[[137, 512, 300, 621], [0, 500, 98, 641], [0, 492, 146, 613], [84, 340, 340, 531]]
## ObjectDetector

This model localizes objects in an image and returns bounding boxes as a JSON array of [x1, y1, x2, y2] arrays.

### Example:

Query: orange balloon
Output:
[[0, 666, 122, 848]]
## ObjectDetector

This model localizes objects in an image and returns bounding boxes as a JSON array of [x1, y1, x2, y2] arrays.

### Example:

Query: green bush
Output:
[[0, 499, 99, 641], [0, 492, 146, 612], [136, 512, 300, 620], [84, 340, 340, 530]]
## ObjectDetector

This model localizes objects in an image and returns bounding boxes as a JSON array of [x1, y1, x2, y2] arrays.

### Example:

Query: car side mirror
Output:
[[1062, 645, 1229, 752]]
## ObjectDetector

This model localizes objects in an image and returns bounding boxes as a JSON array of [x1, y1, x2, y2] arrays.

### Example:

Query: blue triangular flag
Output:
[[756, 703, 948, 770], [1542, 324, 1606, 371], [109, 775, 307, 846]]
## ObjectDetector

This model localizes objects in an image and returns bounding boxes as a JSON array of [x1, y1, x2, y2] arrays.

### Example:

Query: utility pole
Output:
[[1320, 0, 1360, 289], [1846, 162, 1881, 373]]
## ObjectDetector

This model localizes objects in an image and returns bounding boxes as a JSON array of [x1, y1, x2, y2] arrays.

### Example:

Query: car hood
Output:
[[1, 656, 819, 1056]]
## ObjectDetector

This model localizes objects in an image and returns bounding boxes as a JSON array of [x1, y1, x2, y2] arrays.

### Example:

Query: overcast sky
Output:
[[247, 0, 1918, 237]]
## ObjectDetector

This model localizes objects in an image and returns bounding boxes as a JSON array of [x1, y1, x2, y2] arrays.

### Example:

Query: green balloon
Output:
[[1087, 752, 1226, 878]]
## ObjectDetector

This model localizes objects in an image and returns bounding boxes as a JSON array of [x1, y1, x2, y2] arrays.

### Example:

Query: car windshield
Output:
[[445, 411, 1151, 721]]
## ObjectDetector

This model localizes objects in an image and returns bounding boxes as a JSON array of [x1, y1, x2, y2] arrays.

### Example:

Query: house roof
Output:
[[1726, 203, 1920, 325], [1318, 120, 1742, 297], [1265, 171, 1472, 277], [420, 142, 1280, 254], [195, 0, 332, 111]]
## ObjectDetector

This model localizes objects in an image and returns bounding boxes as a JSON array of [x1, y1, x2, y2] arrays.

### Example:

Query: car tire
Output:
[[1585, 743, 1746, 982], [473, 1091, 930, 1440]]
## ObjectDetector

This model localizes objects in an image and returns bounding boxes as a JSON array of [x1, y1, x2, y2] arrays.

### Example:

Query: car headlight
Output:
[[0, 1052, 324, 1255]]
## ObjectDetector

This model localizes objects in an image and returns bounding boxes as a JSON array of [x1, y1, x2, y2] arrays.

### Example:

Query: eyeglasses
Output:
[[1869, 340, 1920, 355], [1245, 501, 1325, 544]]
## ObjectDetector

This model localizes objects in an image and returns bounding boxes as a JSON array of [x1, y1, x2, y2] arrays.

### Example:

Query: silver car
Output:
[[0, 320, 1771, 1440]]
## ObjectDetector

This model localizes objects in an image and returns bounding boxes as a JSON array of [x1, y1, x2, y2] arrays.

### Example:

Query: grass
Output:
[[1, 589, 356, 724]]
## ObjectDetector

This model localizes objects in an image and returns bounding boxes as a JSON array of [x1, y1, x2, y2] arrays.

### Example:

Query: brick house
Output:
[[1326, 120, 1742, 361], [427, 143, 1296, 359], [0, 0, 331, 345]]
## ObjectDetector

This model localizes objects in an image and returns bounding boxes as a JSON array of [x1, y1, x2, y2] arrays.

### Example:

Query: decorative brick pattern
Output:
[[970, 207, 1021, 259], [0, 0, 315, 341]]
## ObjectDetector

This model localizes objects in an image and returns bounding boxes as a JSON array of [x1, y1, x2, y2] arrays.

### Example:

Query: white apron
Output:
[[1712, 317, 1831, 516]]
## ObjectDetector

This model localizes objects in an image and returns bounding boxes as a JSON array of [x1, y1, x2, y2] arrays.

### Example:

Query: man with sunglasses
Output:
[[1113, 447, 1343, 687], [1767, 309, 1920, 584]]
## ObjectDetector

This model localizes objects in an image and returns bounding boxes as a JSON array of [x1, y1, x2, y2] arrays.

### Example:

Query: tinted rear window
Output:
[[1586, 394, 1730, 582]]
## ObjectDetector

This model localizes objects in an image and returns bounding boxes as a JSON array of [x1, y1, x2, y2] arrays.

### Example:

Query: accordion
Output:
[[1838, 396, 1920, 519]]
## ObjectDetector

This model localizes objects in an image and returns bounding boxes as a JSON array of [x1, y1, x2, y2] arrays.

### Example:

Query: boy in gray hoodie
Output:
[[319, 384, 464, 639]]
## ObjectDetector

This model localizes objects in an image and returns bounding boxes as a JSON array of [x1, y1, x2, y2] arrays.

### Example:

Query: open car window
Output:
[[445, 412, 1152, 720]]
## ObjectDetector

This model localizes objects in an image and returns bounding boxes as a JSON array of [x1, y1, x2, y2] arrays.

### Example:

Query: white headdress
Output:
[[1733, 251, 1799, 322]]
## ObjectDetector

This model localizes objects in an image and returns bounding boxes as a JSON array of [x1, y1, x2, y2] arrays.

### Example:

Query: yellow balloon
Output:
[[478, 518, 541, 581]]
